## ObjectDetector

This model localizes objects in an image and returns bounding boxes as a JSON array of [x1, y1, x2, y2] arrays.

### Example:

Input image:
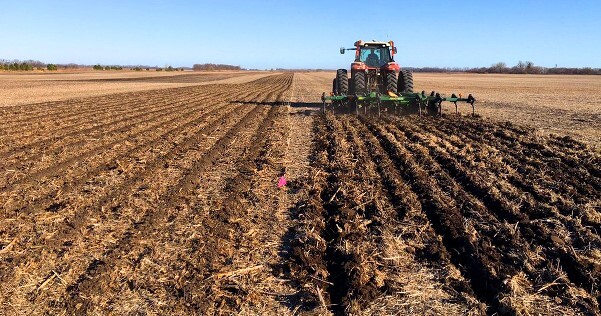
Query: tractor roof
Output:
[[355, 40, 391, 47]]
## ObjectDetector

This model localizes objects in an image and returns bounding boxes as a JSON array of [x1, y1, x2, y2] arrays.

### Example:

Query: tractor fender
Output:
[[384, 62, 400, 71], [351, 62, 367, 71]]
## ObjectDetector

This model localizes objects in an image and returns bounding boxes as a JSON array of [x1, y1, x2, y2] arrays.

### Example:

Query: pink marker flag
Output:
[[277, 176, 287, 188]]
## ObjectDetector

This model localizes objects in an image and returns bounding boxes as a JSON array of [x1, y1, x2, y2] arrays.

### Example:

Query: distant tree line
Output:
[[407, 61, 601, 75], [1, 59, 186, 72], [93, 64, 124, 70], [1, 59, 99, 71], [1, 59, 46, 71], [153, 66, 185, 72], [193, 63, 241, 71], [5, 58, 597, 75]]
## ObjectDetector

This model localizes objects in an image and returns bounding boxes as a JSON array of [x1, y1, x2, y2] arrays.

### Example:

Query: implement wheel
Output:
[[335, 69, 348, 95], [397, 70, 414, 93]]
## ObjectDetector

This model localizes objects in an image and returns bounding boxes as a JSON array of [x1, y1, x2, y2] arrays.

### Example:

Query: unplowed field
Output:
[[0, 72, 600, 315]]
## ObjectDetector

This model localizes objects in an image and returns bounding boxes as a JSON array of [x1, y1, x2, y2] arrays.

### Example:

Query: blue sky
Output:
[[1, 0, 599, 69]]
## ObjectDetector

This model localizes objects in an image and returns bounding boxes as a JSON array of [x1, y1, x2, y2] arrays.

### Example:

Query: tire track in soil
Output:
[[63, 102, 275, 314], [326, 115, 386, 313], [315, 113, 362, 314], [284, 112, 344, 312]]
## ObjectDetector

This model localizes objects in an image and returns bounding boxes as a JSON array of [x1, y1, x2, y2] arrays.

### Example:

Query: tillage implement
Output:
[[322, 40, 476, 116]]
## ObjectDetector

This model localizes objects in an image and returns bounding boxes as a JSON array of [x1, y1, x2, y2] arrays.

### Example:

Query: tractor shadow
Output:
[[290, 102, 322, 117], [228, 101, 323, 117]]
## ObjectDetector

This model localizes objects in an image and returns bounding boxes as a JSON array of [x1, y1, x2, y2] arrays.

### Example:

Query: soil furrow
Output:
[[388, 116, 599, 312], [25, 101, 243, 217], [439, 117, 601, 186], [361, 117, 512, 313], [175, 105, 284, 313], [64, 104, 269, 314], [0, 95, 230, 190], [0, 88, 188, 130], [0, 102, 252, 293], [347, 115, 482, 309], [0, 78, 281, 159], [0, 91, 213, 161], [0, 87, 225, 146]]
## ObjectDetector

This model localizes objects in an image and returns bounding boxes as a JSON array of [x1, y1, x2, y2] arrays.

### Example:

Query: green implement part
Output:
[[321, 91, 476, 116]]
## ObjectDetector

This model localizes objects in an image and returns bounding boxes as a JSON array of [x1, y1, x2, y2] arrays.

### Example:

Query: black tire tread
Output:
[[385, 71, 398, 93], [336, 69, 348, 95], [397, 70, 414, 93], [354, 71, 367, 95]]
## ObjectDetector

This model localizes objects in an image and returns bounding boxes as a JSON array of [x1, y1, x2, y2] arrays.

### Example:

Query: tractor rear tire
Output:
[[397, 70, 414, 93], [335, 69, 348, 95], [384, 71, 398, 93], [353, 71, 367, 95]]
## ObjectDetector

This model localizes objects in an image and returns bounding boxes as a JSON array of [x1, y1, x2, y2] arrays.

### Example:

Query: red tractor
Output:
[[333, 40, 414, 96]]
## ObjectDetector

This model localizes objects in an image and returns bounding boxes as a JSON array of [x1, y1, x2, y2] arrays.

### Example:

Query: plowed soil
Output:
[[0, 72, 599, 315]]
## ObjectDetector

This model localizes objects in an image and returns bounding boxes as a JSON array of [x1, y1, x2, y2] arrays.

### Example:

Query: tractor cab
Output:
[[357, 44, 393, 68], [341, 40, 399, 71]]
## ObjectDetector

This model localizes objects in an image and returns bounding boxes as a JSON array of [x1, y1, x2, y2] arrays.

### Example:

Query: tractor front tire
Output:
[[335, 69, 348, 95], [384, 71, 398, 94], [353, 71, 367, 95], [397, 70, 414, 93]]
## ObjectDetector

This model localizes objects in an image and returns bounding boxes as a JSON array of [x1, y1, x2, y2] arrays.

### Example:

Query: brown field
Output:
[[0, 71, 599, 315], [0, 71, 275, 106]]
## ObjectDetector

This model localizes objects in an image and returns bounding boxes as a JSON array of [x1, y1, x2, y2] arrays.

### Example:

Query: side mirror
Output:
[[340, 47, 345, 54], [392, 47, 397, 54]]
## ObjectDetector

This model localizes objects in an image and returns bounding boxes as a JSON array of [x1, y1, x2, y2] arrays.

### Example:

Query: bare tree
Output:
[[491, 62, 507, 73]]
